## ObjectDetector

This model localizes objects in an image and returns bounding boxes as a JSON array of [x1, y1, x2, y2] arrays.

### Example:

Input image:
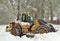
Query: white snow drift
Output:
[[0, 25, 60, 41]]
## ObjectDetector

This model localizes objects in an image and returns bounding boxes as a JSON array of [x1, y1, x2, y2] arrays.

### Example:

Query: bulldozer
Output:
[[6, 13, 56, 38]]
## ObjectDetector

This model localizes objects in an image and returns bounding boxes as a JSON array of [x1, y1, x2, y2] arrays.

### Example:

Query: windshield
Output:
[[21, 14, 34, 22]]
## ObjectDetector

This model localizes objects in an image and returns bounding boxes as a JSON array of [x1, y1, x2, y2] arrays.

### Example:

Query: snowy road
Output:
[[0, 25, 60, 41]]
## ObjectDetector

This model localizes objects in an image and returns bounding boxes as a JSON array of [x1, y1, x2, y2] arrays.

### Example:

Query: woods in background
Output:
[[0, 0, 60, 24]]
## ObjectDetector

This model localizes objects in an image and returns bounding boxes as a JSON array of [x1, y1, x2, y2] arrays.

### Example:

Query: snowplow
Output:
[[6, 14, 56, 38]]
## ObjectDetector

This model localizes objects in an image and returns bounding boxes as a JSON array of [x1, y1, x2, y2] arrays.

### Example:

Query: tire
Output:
[[10, 26, 22, 36], [49, 24, 55, 32], [35, 25, 49, 34]]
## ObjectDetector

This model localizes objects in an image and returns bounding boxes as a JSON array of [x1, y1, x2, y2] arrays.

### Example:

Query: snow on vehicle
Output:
[[6, 14, 56, 38]]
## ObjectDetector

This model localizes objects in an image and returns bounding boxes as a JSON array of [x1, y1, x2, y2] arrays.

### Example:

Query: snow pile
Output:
[[0, 25, 60, 41], [21, 22, 30, 25], [35, 32, 60, 41], [53, 17, 58, 20], [14, 19, 30, 25], [52, 24, 60, 30]]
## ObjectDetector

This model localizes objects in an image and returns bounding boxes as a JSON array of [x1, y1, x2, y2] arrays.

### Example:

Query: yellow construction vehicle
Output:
[[6, 13, 56, 38]]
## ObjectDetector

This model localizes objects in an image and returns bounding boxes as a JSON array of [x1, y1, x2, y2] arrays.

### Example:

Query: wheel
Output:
[[36, 25, 49, 34], [49, 24, 55, 32], [39, 28, 47, 34], [10, 26, 22, 37]]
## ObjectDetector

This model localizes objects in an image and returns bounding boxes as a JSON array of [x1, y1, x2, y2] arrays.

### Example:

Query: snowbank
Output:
[[0, 25, 60, 41]]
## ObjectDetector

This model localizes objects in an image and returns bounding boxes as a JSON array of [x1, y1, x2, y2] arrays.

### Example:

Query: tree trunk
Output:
[[50, 9, 53, 23]]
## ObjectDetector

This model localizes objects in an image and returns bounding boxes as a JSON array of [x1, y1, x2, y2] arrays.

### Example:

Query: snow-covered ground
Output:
[[0, 25, 60, 41]]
